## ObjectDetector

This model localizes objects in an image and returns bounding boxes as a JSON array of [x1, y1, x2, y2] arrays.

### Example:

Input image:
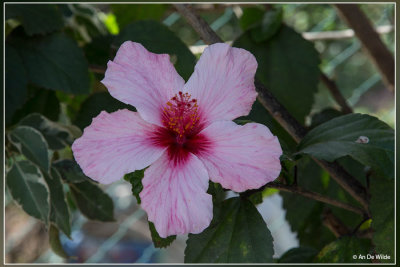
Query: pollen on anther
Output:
[[162, 91, 200, 141]]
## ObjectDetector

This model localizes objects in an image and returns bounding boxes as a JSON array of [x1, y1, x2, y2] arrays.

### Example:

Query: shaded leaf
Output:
[[5, 43, 28, 125], [148, 221, 176, 248], [239, 7, 265, 31], [278, 246, 318, 263], [370, 176, 394, 262], [9, 31, 90, 94], [185, 197, 274, 263], [84, 35, 114, 68], [12, 87, 60, 125], [297, 113, 394, 179], [207, 181, 226, 218], [19, 113, 81, 150], [43, 168, 71, 238], [49, 224, 68, 258], [251, 8, 283, 42], [6, 160, 49, 224], [70, 181, 114, 221], [315, 236, 371, 263], [247, 191, 263, 205], [234, 25, 320, 123], [6, 4, 64, 36], [310, 108, 344, 128], [114, 20, 196, 80], [280, 156, 336, 248], [111, 4, 167, 29], [74, 92, 134, 130], [9, 126, 50, 172], [53, 159, 89, 183], [124, 169, 145, 204]]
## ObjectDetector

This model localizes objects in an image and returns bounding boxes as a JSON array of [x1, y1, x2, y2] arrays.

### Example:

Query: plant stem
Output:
[[250, 182, 365, 216], [320, 73, 353, 114]]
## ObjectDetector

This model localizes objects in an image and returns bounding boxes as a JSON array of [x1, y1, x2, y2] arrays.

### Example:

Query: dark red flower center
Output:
[[152, 91, 210, 165], [162, 91, 200, 144]]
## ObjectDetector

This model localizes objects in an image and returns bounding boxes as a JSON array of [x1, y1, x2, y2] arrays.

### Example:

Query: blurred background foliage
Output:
[[4, 3, 394, 264]]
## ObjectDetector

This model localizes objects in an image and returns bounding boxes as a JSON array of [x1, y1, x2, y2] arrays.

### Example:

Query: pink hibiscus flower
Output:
[[72, 42, 282, 237]]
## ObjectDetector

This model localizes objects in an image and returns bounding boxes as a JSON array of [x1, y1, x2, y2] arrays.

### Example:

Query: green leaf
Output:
[[297, 113, 394, 179], [9, 32, 90, 94], [6, 160, 49, 224], [234, 25, 320, 123], [247, 191, 263, 205], [280, 156, 335, 248], [5, 43, 28, 125], [315, 236, 371, 263], [70, 181, 115, 221], [49, 224, 68, 259], [310, 108, 344, 128], [185, 197, 274, 263], [114, 20, 196, 80], [124, 169, 145, 204], [6, 4, 64, 36], [74, 92, 134, 130], [19, 113, 81, 150], [43, 168, 71, 238], [9, 126, 50, 172], [250, 8, 283, 43], [239, 7, 265, 31], [11, 87, 60, 125], [206, 181, 226, 218], [148, 221, 176, 248], [84, 35, 114, 68], [370, 176, 394, 262], [278, 246, 318, 263], [111, 4, 167, 29], [53, 159, 89, 183]]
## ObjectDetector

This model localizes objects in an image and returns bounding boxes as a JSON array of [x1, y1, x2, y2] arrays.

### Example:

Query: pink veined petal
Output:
[[101, 41, 185, 126], [183, 43, 258, 127], [139, 152, 213, 238], [72, 109, 166, 184], [197, 121, 282, 192]]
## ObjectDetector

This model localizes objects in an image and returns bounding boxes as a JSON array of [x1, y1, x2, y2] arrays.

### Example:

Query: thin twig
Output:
[[320, 73, 353, 114], [89, 64, 106, 74], [335, 4, 394, 93], [243, 182, 365, 216], [322, 208, 351, 237], [174, 3, 369, 212]]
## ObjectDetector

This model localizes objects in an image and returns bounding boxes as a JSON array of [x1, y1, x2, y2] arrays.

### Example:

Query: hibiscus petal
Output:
[[102, 41, 185, 126], [72, 109, 166, 184], [197, 121, 282, 192], [184, 43, 258, 127], [139, 152, 213, 238]]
